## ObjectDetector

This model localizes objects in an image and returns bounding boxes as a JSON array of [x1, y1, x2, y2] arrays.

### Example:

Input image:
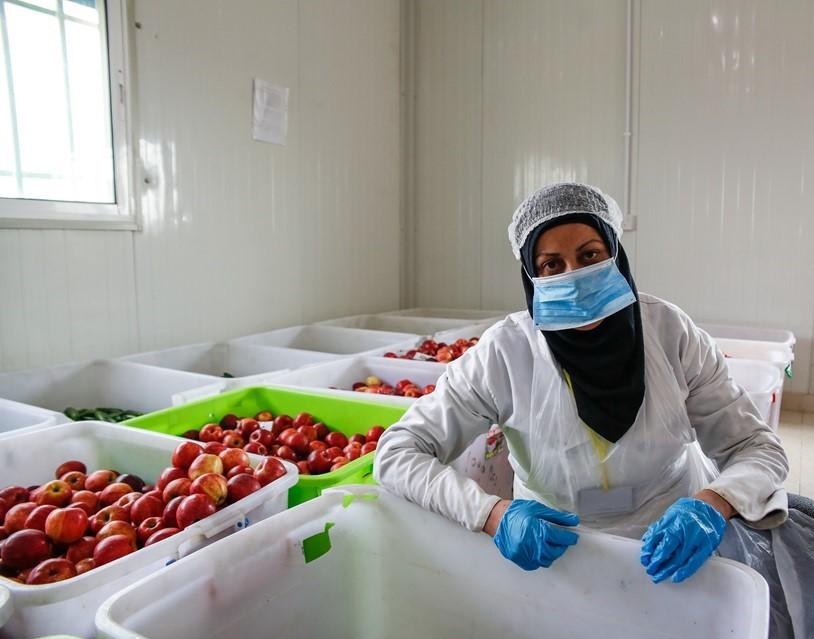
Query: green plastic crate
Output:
[[122, 386, 407, 507]]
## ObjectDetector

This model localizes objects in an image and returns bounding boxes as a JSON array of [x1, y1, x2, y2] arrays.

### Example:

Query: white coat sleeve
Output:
[[373, 327, 510, 532], [678, 315, 789, 529]]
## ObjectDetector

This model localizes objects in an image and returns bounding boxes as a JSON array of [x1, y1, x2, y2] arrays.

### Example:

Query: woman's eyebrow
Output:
[[578, 239, 604, 251], [534, 250, 560, 258]]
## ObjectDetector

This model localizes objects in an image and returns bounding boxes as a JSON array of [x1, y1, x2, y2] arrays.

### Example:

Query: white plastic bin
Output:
[[699, 323, 796, 351], [316, 314, 474, 336], [0, 397, 67, 436], [381, 307, 511, 321], [0, 421, 297, 638], [96, 486, 769, 639], [0, 360, 218, 417], [433, 320, 497, 344], [268, 356, 447, 406], [726, 359, 783, 429], [121, 342, 337, 379], [230, 324, 419, 357]]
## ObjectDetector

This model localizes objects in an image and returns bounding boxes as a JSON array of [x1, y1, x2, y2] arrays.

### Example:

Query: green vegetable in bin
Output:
[[63, 406, 143, 423], [222, 372, 235, 378]]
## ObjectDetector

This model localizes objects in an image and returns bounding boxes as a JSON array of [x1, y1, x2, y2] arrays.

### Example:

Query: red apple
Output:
[[249, 428, 274, 448], [162, 478, 191, 503], [293, 412, 314, 428], [331, 456, 349, 465], [142, 489, 162, 502], [137, 517, 165, 545], [55, 460, 87, 479], [307, 449, 334, 475], [296, 461, 311, 475], [221, 431, 244, 449], [71, 489, 99, 509], [172, 441, 203, 470], [254, 411, 273, 423], [361, 442, 377, 455], [26, 558, 77, 585], [275, 446, 296, 462], [44, 507, 88, 544], [309, 440, 327, 452], [85, 470, 118, 492], [175, 494, 217, 530], [366, 426, 385, 442], [66, 536, 97, 563], [324, 447, 343, 460], [67, 501, 94, 517], [99, 483, 135, 507], [349, 434, 366, 446], [162, 496, 184, 528], [422, 384, 436, 395], [96, 520, 137, 545], [199, 423, 224, 443], [278, 428, 297, 445], [5, 503, 37, 533], [76, 558, 95, 574], [130, 495, 164, 526], [219, 414, 239, 430], [1, 529, 51, 568], [188, 454, 223, 481], [89, 505, 129, 534], [345, 447, 361, 461], [297, 425, 318, 443], [59, 471, 86, 492], [404, 387, 422, 398], [243, 442, 268, 456], [313, 423, 329, 440], [145, 527, 180, 547], [0, 486, 29, 506], [255, 457, 287, 486], [181, 429, 200, 440], [226, 465, 253, 479], [203, 441, 227, 456], [116, 492, 141, 513], [287, 432, 310, 457], [157, 466, 188, 491], [331, 459, 350, 472], [325, 432, 349, 449], [24, 505, 58, 532], [115, 474, 146, 493], [226, 474, 261, 503], [190, 473, 228, 507], [34, 480, 73, 507], [219, 448, 250, 473], [237, 418, 261, 439], [272, 415, 293, 437], [93, 534, 136, 566]]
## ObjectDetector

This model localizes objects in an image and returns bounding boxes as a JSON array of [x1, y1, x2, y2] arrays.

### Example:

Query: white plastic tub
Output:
[[700, 323, 796, 351], [381, 307, 510, 321], [267, 356, 447, 406], [0, 360, 218, 417], [0, 421, 296, 638], [433, 320, 496, 344], [0, 397, 67, 436], [230, 325, 419, 357], [96, 486, 769, 639], [726, 359, 783, 429], [317, 314, 474, 336], [121, 342, 337, 379]]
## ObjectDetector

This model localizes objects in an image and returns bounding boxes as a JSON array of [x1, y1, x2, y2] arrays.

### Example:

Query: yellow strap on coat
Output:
[[563, 370, 611, 491]]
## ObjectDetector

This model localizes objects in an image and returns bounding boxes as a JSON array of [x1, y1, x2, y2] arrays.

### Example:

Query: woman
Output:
[[374, 182, 813, 638]]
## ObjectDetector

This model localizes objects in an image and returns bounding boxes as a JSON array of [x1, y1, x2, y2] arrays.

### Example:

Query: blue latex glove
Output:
[[640, 497, 727, 584], [494, 500, 580, 571]]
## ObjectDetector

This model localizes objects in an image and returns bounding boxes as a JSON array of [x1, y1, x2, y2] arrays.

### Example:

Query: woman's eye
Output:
[[539, 260, 561, 275], [584, 250, 598, 260]]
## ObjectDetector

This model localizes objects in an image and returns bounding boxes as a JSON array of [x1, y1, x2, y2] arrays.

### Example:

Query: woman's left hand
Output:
[[640, 494, 730, 584]]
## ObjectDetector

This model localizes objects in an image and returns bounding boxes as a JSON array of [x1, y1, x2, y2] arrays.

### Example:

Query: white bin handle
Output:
[[0, 585, 13, 628]]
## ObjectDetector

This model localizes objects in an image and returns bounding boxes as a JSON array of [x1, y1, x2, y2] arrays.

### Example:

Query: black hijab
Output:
[[520, 213, 645, 443]]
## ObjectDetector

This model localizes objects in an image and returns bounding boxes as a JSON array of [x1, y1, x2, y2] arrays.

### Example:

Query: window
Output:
[[0, 0, 134, 229]]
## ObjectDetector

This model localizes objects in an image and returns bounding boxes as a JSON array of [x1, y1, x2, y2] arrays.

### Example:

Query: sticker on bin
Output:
[[95, 486, 769, 639], [0, 421, 295, 639], [122, 385, 408, 506]]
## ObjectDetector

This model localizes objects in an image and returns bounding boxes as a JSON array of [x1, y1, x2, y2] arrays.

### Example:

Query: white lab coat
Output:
[[374, 294, 789, 537]]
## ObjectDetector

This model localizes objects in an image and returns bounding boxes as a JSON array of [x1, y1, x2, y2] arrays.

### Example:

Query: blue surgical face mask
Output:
[[525, 257, 637, 331]]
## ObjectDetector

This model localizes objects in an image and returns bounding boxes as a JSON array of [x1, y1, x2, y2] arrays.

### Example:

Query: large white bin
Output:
[[0, 421, 297, 638], [316, 314, 474, 336], [0, 360, 217, 417], [726, 359, 783, 430], [230, 325, 419, 357], [699, 323, 796, 351], [96, 485, 769, 639], [121, 342, 336, 379], [0, 397, 67, 436], [380, 307, 510, 321]]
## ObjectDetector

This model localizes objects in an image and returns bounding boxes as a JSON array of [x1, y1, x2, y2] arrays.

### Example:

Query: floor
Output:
[[777, 411, 814, 497]]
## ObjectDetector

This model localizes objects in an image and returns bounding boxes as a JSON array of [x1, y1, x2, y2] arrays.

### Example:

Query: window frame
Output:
[[0, 0, 138, 231]]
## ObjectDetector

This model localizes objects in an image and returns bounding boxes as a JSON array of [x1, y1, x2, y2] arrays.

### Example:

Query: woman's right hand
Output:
[[487, 499, 580, 571]]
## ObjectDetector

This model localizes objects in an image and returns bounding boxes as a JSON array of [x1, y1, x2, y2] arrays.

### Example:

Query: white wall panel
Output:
[[0, 0, 401, 371], [635, 0, 814, 393]]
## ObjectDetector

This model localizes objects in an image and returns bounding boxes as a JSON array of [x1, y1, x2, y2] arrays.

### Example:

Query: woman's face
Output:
[[533, 222, 611, 331]]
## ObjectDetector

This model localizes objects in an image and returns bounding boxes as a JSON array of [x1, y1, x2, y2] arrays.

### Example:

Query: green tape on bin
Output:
[[303, 522, 335, 563], [341, 492, 378, 509]]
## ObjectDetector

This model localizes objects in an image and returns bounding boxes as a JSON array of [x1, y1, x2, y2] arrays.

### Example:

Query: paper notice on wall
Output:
[[252, 79, 289, 145]]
